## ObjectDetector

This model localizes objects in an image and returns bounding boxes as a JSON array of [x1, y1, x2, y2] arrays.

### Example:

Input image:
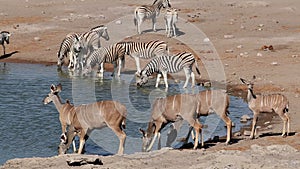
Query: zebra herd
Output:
[[57, 0, 194, 89]]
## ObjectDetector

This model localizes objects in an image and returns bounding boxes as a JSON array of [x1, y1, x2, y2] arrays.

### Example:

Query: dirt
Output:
[[1, 0, 300, 168]]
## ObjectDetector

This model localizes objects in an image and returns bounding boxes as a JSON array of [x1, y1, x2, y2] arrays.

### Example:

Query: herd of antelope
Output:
[[42, 0, 291, 156]]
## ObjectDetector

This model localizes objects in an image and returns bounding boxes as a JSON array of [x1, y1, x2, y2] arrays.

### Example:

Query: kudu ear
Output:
[[50, 84, 56, 92], [240, 78, 247, 84], [60, 133, 67, 144], [56, 83, 62, 92]]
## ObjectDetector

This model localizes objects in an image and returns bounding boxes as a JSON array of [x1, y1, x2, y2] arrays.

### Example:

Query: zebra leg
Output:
[[99, 62, 104, 77], [152, 17, 157, 32], [2, 44, 5, 55], [117, 59, 122, 77], [134, 56, 141, 75], [172, 23, 177, 37], [161, 71, 169, 89], [191, 72, 195, 88], [183, 68, 191, 88], [155, 73, 162, 88]]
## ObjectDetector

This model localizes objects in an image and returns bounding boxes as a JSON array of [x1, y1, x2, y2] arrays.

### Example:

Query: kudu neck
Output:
[[52, 94, 65, 112], [247, 88, 257, 102]]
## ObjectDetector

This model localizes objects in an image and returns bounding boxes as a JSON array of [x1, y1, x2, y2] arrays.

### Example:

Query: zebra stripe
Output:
[[0, 31, 11, 55], [84, 43, 126, 77], [117, 40, 169, 74], [137, 52, 200, 88], [134, 0, 171, 34]]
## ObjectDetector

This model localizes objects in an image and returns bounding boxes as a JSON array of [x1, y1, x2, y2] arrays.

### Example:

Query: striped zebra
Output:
[[117, 40, 169, 74], [71, 25, 109, 71], [134, 0, 171, 34], [0, 31, 11, 55], [164, 7, 178, 37], [57, 33, 80, 69], [83, 43, 126, 77], [136, 52, 201, 89]]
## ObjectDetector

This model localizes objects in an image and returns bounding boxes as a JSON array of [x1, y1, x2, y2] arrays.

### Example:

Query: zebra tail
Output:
[[194, 60, 201, 75]]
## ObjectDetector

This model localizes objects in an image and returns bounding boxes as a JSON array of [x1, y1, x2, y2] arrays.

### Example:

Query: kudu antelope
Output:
[[140, 94, 203, 152], [240, 76, 290, 139], [43, 84, 127, 155]]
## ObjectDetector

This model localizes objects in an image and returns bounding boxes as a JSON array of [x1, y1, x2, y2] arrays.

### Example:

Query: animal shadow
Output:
[[0, 51, 19, 60], [259, 131, 296, 138]]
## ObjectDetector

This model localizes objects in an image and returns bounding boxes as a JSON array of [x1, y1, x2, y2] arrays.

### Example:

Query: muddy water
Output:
[[0, 63, 251, 164]]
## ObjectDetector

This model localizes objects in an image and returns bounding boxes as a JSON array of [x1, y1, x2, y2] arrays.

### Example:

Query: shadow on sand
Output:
[[0, 51, 19, 60]]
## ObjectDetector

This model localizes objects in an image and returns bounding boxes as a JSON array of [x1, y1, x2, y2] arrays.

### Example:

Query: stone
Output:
[[224, 34, 235, 39], [34, 37, 41, 41], [115, 20, 122, 25], [243, 130, 251, 136]]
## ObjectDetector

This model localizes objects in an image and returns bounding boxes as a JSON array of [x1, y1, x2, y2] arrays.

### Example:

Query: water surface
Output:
[[0, 63, 251, 164]]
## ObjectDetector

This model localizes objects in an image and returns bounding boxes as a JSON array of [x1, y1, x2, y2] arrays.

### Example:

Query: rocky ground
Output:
[[0, 0, 300, 168]]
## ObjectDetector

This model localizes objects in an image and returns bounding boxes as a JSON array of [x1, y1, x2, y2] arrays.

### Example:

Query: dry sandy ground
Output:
[[1, 0, 300, 168]]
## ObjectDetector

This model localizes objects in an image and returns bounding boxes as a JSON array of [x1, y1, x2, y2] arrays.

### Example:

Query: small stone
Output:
[[203, 38, 210, 42], [225, 49, 234, 53], [237, 45, 243, 49], [115, 20, 122, 25], [258, 24, 264, 27], [240, 25, 245, 29], [34, 37, 41, 41], [234, 132, 241, 137], [264, 121, 271, 125], [244, 130, 251, 136], [257, 52, 263, 57], [267, 125, 273, 129], [224, 34, 235, 39], [271, 62, 278, 66], [292, 55, 298, 58]]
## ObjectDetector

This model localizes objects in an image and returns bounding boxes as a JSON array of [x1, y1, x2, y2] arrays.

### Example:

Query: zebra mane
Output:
[[152, 0, 160, 5], [1, 31, 10, 34], [90, 25, 106, 31]]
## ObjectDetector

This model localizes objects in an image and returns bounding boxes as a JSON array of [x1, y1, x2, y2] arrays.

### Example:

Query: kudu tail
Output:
[[134, 10, 138, 26], [121, 118, 126, 129]]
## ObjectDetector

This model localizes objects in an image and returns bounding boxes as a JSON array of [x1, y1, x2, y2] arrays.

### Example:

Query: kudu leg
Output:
[[110, 126, 126, 155], [221, 115, 232, 144], [279, 112, 290, 137], [250, 113, 258, 139]]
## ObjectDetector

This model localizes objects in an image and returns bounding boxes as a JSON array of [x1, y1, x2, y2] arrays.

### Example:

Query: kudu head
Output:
[[240, 75, 256, 90], [139, 122, 155, 152], [58, 126, 77, 155], [43, 84, 62, 104]]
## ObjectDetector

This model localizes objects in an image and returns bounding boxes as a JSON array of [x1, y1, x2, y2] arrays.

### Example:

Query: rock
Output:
[[225, 49, 234, 53], [224, 34, 235, 39], [34, 37, 41, 41], [234, 132, 241, 137], [271, 62, 278, 66], [203, 38, 210, 42], [257, 52, 262, 57], [237, 45, 243, 49], [240, 114, 251, 122], [115, 20, 122, 25], [266, 125, 273, 129], [292, 54, 298, 58], [243, 130, 251, 136], [264, 121, 271, 125]]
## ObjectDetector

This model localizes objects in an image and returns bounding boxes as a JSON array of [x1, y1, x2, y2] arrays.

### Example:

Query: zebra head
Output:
[[1, 31, 10, 44], [136, 71, 149, 87], [161, 0, 171, 8], [72, 34, 83, 53], [90, 25, 110, 41]]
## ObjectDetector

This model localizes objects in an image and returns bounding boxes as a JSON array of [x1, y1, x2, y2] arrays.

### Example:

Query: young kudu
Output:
[[43, 84, 127, 155], [140, 94, 203, 152], [240, 76, 290, 139]]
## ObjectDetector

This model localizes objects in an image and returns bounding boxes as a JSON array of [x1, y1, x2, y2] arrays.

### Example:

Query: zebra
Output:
[[57, 33, 80, 69], [136, 52, 201, 89], [134, 0, 171, 34], [117, 40, 169, 74], [0, 31, 11, 55], [164, 7, 178, 37], [83, 43, 126, 77], [71, 25, 110, 71]]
